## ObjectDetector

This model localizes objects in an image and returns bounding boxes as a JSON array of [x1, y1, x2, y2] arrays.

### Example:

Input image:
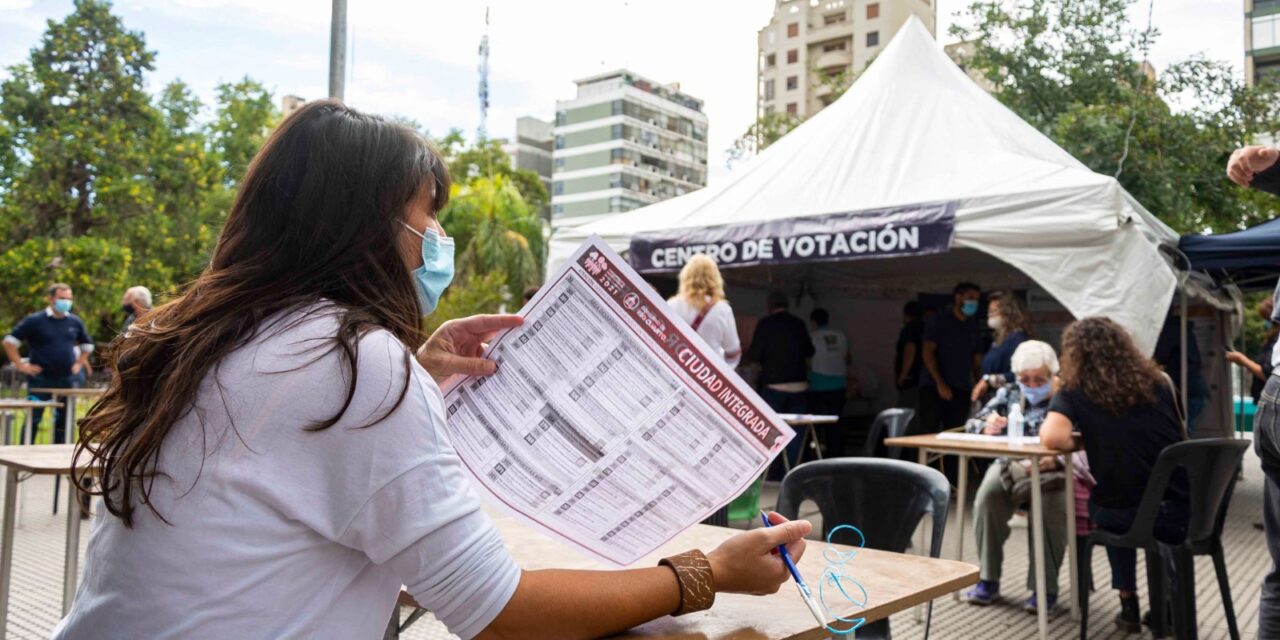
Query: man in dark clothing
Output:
[[895, 301, 924, 411], [915, 282, 982, 436], [745, 290, 814, 471], [1228, 144, 1280, 638], [4, 283, 94, 443]]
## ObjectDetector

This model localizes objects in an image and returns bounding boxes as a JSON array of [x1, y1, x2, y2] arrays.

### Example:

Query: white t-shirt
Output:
[[667, 297, 742, 367], [810, 327, 849, 378], [54, 305, 520, 640]]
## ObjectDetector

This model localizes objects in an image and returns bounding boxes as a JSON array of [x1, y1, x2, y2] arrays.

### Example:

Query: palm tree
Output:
[[440, 174, 545, 302]]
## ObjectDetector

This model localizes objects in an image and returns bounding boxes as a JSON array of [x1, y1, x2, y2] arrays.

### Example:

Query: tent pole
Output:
[[1180, 290, 1189, 433]]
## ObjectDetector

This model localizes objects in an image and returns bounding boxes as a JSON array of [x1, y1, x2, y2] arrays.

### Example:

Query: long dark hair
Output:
[[75, 100, 450, 526], [1059, 316, 1164, 415]]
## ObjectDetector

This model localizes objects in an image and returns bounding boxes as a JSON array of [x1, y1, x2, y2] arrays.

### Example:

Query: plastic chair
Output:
[[861, 408, 915, 460], [1079, 438, 1248, 640], [776, 458, 949, 640]]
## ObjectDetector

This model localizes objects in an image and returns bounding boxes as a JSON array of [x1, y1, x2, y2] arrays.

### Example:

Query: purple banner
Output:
[[629, 201, 957, 273]]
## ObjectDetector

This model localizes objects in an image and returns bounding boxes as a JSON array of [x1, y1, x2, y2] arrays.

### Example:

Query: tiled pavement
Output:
[[3, 445, 1269, 639]]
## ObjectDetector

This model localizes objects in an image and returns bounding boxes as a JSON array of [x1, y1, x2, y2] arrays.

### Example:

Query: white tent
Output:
[[549, 16, 1180, 354]]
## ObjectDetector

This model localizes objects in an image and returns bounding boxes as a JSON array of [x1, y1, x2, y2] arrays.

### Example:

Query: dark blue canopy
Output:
[[1179, 218, 1280, 291]]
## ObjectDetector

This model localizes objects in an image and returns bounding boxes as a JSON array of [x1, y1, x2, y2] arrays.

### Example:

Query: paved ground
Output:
[[3, 445, 1268, 639]]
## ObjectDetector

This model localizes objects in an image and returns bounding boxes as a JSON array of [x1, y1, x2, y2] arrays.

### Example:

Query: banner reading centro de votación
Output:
[[628, 200, 958, 273]]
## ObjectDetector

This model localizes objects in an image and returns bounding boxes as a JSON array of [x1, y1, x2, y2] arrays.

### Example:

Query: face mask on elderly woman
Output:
[[1018, 381, 1052, 405]]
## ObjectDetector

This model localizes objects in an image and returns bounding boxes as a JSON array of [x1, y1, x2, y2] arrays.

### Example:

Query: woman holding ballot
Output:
[[57, 101, 810, 639]]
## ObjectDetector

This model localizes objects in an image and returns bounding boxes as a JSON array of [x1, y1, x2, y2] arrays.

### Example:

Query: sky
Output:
[[0, 0, 1246, 184]]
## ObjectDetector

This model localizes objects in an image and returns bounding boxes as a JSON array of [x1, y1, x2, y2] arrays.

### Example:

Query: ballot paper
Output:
[[441, 236, 794, 565]]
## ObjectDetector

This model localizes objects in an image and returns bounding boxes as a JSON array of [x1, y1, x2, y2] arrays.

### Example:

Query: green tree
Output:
[[725, 111, 804, 168], [951, 0, 1280, 232], [424, 271, 509, 335], [209, 77, 276, 186], [0, 0, 159, 241], [435, 129, 549, 215], [441, 175, 544, 302], [0, 1, 277, 338]]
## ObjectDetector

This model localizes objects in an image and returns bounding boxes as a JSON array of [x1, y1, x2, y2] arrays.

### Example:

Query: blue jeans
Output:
[[1089, 500, 1189, 591], [27, 374, 76, 444], [1254, 374, 1280, 638]]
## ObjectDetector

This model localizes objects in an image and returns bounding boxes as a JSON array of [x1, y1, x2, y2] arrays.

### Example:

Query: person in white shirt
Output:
[[58, 100, 809, 640], [667, 254, 742, 367], [807, 308, 850, 455]]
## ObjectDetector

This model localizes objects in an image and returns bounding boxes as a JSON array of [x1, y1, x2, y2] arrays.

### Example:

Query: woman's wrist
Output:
[[659, 550, 715, 615]]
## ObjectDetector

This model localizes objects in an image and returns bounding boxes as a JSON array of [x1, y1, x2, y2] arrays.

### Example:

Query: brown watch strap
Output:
[[659, 550, 715, 616]]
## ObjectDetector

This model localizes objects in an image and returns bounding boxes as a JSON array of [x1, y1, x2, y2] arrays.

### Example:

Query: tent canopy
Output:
[[1180, 218, 1280, 292], [550, 16, 1180, 353]]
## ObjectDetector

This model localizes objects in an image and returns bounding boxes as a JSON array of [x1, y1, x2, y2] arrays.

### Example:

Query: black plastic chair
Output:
[[1079, 438, 1248, 640], [776, 457, 949, 640], [862, 408, 915, 460]]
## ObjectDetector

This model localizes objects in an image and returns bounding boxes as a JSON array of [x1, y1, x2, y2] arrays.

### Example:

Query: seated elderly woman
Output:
[[963, 340, 1071, 613]]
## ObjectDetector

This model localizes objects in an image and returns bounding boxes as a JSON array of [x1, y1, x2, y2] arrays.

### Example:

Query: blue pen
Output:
[[760, 510, 827, 628]]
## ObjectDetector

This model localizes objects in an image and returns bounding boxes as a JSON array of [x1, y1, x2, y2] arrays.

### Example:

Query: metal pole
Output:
[[1180, 290, 1189, 431], [328, 0, 347, 101]]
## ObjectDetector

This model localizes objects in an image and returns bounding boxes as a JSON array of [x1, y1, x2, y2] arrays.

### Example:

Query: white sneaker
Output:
[[1008, 513, 1028, 529]]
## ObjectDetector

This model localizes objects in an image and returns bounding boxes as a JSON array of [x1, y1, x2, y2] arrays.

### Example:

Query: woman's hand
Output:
[[1228, 145, 1280, 186], [706, 512, 812, 595], [417, 314, 523, 386], [983, 414, 1007, 435], [970, 379, 989, 402]]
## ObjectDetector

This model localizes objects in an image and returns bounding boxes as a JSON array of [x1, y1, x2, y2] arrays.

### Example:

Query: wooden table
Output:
[[0, 445, 86, 638], [28, 388, 106, 445], [0, 400, 60, 445], [392, 512, 978, 639], [884, 433, 1079, 640], [779, 414, 840, 471]]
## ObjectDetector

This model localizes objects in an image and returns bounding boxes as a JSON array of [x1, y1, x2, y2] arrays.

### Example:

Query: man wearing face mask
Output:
[[915, 282, 983, 436], [4, 283, 94, 444], [963, 341, 1089, 614], [119, 285, 153, 334]]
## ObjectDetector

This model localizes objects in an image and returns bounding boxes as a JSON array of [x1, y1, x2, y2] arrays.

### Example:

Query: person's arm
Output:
[[72, 320, 92, 374], [417, 315, 524, 385], [965, 392, 1006, 434], [717, 304, 742, 366], [743, 320, 766, 366], [921, 340, 950, 398], [3, 319, 40, 376], [475, 514, 810, 640], [1226, 351, 1265, 381], [1040, 411, 1075, 452], [1228, 145, 1280, 194], [896, 342, 917, 387]]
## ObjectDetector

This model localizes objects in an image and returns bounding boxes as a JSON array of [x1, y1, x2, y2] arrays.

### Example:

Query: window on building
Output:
[[612, 100, 624, 116], [555, 157, 564, 168], [824, 12, 846, 25], [787, 22, 799, 37], [553, 181, 564, 195], [866, 31, 880, 47], [555, 136, 564, 150], [786, 102, 798, 115], [787, 49, 799, 64], [1255, 14, 1280, 51], [611, 124, 623, 139], [765, 53, 776, 67], [764, 79, 776, 100], [786, 76, 798, 91], [866, 3, 879, 19], [767, 30, 776, 44], [765, 105, 776, 115], [822, 41, 847, 52]]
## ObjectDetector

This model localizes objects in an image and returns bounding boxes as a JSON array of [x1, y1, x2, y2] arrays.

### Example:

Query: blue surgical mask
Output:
[[53, 299, 73, 315], [961, 300, 979, 317], [1019, 381, 1052, 406], [402, 222, 455, 316]]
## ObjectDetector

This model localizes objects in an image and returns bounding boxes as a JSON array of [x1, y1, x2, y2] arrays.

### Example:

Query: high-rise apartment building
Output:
[[1247, 0, 1280, 87], [551, 70, 709, 228], [757, 0, 935, 119], [500, 116, 555, 219]]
